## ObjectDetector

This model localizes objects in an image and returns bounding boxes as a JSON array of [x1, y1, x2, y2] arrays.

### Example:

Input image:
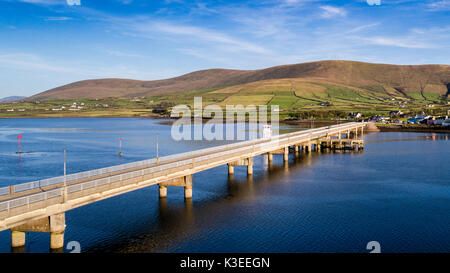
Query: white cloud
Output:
[[0, 53, 175, 80], [427, 0, 450, 11], [105, 50, 144, 58], [164, 0, 183, 3], [45, 16, 72, 21], [366, 0, 381, 6], [283, 0, 301, 4], [17, 0, 62, 4], [177, 48, 230, 64], [137, 21, 269, 54], [319, 5, 347, 18], [190, 3, 218, 15], [13, 0, 82, 5], [363, 36, 432, 49], [0, 53, 72, 72], [346, 23, 380, 34], [66, 0, 80, 6]]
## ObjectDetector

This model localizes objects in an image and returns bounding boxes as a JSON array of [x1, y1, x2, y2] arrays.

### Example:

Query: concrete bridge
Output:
[[0, 122, 365, 250]]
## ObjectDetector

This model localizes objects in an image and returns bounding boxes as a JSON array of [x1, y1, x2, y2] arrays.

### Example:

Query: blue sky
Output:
[[0, 0, 449, 97]]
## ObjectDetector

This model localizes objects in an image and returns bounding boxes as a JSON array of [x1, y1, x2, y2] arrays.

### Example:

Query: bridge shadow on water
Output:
[[81, 149, 362, 253]]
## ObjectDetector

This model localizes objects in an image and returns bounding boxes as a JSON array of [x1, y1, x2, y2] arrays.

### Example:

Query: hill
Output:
[[28, 60, 450, 101], [0, 96, 26, 103]]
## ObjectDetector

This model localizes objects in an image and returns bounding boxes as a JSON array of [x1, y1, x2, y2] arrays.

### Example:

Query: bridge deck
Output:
[[0, 136, 273, 203]]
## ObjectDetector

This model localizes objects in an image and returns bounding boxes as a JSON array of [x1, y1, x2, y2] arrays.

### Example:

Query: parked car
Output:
[[407, 117, 423, 124]]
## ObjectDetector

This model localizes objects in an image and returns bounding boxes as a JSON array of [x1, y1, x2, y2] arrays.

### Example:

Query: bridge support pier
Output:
[[11, 230, 25, 248], [159, 185, 167, 198], [247, 157, 254, 175], [50, 233, 64, 250], [10, 212, 66, 250], [305, 143, 312, 153], [228, 164, 234, 175], [159, 175, 194, 199], [228, 157, 254, 176], [267, 153, 273, 163], [50, 213, 66, 249], [184, 175, 193, 199], [315, 141, 321, 152], [283, 147, 289, 162]]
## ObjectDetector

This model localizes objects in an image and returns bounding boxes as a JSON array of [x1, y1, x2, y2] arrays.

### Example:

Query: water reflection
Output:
[[88, 148, 365, 253], [366, 132, 450, 144]]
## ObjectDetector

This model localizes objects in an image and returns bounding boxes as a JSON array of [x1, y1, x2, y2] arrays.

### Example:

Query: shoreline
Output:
[[377, 125, 450, 133], [0, 114, 167, 120], [2, 115, 450, 133], [0, 115, 353, 129]]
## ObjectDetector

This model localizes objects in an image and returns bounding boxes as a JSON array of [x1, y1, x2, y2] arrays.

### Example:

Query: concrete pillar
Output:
[[283, 147, 289, 162], [10, 213, 66, 250], [11, 230, 25, 248], [184, 175, 193, 199], [267, 153, 273, 163], [347, 130, 350, 139], [49, 213, 65, 249], [50, 232, 64, 249], [159, 185, 167, 198], [338, 131, 341, 140], [228, 164, 234, 175], [294, 145, 299, 152], [247, 157, 254, 175]]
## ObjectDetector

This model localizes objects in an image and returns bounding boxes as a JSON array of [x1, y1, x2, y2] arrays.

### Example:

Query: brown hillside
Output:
[[29, 60, 450, 100]]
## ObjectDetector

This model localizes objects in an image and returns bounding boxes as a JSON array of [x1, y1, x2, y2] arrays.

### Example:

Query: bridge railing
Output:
[[0, 122, 363, 210], [0, 187, 9, 196]]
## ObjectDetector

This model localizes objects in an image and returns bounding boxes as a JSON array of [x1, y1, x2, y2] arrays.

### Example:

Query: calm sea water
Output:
[[0, 118, 448, 253]]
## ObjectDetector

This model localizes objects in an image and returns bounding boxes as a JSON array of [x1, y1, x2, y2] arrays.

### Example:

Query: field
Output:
[[1, 79, 449, 119]]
